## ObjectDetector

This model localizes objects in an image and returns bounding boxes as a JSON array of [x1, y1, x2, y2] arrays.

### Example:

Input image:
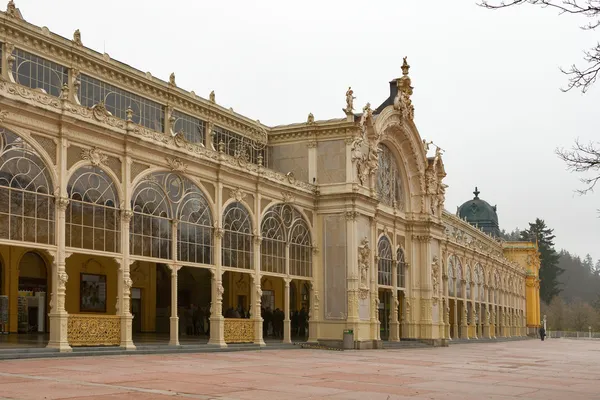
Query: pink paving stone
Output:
[[0, 339, 599, 399]]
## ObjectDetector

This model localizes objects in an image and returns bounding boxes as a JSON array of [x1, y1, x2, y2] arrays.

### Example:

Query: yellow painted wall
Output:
[[0, 246, 53, 333], [130, 261, 156, 332], [65, 255, 118, 315], [503, 242, 541, 329]]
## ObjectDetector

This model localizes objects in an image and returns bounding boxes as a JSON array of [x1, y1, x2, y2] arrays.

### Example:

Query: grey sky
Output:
[[16, 0, 599, 261]]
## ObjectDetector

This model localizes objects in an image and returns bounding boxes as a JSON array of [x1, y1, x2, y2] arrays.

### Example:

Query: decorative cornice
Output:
[[281, 191, 295, 204]]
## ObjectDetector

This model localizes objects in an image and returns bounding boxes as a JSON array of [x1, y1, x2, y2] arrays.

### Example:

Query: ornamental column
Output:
[[442, 270, 450, 340], [168, 264, 180, 346], [453, 299, 458, 339], [483, 285, 491, 339], [252, 235, 265, 346], [118, 210, 135, 350], [390, 253, 400, 342], [283, 277, 292, 344], [469, 280, 477, 339], [47, 197, 71, 352], [208, 227, 226, 347], [460, 279, 468, 340]]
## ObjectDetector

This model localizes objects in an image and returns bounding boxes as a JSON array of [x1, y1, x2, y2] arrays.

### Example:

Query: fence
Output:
[[546, 330, 600, 339]]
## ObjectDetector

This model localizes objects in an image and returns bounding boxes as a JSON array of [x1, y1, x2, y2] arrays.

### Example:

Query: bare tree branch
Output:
[[479, 1, 600, 92], [556, 140, 600, 194]]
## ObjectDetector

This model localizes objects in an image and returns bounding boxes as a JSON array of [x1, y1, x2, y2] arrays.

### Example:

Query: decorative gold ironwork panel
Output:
[[224, 318, 254, 343], [68, 314, 120, 346]]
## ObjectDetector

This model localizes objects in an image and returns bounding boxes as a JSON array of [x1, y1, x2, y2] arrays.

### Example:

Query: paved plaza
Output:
[[0, 339, 598, 400]]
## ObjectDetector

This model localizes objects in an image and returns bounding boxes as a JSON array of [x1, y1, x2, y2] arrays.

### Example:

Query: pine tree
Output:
[[595, 260, 600, 277], [583, 254, 594, 273], [520, 218, 563, 304]]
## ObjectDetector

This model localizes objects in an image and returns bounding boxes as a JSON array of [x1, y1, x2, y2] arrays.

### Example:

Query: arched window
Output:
[[465, 266, 472, 299], [131, 172, 173, 259], [260, 207, 286, 274], [177, 184, 212, 265], [494, 272, 500, 304], [223, 202, 253, 269], [448, 256, 455, 297], [260, 204, 312, 277], [377, 236, 393, 286], [66, 165, 119, 252], [376, 144, 403, 209], [476, 264, 485, 302], [0, 128, 54, 244], [289, 220, 311, 277], [456, 259, 463, 298], [131, 172, 210, 261], [397, 248, 406, 288]]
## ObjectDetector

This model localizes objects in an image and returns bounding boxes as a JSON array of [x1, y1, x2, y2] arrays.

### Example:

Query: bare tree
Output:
[[556, 139, 600, 193], [479, 1, 600, 93], [480, 1, 600, 196]]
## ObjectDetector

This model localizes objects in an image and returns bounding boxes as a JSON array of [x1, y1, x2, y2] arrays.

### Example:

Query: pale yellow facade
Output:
[[0, 2, 540, 351]]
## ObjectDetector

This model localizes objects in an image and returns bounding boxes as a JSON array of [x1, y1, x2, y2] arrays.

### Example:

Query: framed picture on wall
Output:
[[80, 273, 107, 312]]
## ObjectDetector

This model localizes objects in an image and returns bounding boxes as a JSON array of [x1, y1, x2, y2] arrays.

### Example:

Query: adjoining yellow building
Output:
[[0, 1, 540, 351]]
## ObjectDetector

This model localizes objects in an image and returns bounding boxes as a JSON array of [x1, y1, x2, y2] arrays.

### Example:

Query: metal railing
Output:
[[546, 330, 600, 339]]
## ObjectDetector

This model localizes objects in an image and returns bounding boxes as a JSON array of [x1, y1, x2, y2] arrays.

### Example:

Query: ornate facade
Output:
[[0, 2, 540, 351]]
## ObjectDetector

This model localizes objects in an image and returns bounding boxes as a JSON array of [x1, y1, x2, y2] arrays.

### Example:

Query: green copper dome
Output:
[[458, 187, 500, 237]]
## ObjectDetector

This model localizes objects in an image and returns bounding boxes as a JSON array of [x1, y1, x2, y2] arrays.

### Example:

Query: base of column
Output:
[[47, 313, 72, 352], [208, 316, 227, 348], [307, 320, 318, 343], [389, 321, 400, 342], [169, 316, 180, 346], [120, 315, 136, 350], [283, 318, 292, 344], [483, 324, 491, 339], [460, 324, 469, 340], [254, 319, 266, 347]]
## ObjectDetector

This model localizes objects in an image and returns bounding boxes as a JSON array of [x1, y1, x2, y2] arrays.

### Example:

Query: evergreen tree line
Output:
[[500, 219, 600, 331]]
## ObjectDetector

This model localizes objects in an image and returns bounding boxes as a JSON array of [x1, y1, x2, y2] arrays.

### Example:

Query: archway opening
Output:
[[18, 252, 48, 334]]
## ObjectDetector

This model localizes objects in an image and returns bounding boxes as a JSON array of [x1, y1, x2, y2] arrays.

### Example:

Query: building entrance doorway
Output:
[[378, 290, 391, 340], [131, 288, 142, 334], [17, 252, 48, 334]]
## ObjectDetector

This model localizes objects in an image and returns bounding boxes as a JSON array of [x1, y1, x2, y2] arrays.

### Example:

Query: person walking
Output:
[[539, 325, 546, 341]]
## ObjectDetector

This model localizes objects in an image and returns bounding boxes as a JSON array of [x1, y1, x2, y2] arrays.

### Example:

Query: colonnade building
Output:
[[0, 2, 541, 351]]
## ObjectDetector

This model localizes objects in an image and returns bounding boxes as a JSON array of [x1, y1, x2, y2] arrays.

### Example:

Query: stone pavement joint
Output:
[[0, 339, 598, 399]]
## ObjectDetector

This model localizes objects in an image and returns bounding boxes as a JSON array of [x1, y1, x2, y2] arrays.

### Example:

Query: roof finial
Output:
[[473, 187, 480, 199], [401, 56, 410, 76]]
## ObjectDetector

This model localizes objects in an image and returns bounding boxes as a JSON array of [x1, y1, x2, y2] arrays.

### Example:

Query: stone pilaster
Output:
[[469, 302, 477, 339], [47, 197, 71, 352]]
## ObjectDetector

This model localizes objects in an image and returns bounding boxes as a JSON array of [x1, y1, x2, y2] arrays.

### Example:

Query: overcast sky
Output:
[[15, 0, 599, 261]]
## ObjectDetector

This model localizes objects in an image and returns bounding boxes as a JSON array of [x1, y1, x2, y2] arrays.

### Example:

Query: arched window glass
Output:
[[465, 266, 472, 299], [260, 208, 285, 274], [177, 184, 212, 265], [289, 220, 311, 277], [223, 202, 253, 269], [377, 236, 393, 286], [376, 144, 403, 209], [130, 172, 173, 259], [0, 128, 54, 244], [479, 265, 485, 302], [260, 204, 312, 277], [448, 257, 455, 297], [494, 272, 500, 304], [396, 248, 406, 288], [456, 259, 463, 298], [66, 165, 119, 252]]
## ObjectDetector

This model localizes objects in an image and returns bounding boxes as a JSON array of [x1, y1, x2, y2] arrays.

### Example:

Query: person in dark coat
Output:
[[539, 326, 546, 341]]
